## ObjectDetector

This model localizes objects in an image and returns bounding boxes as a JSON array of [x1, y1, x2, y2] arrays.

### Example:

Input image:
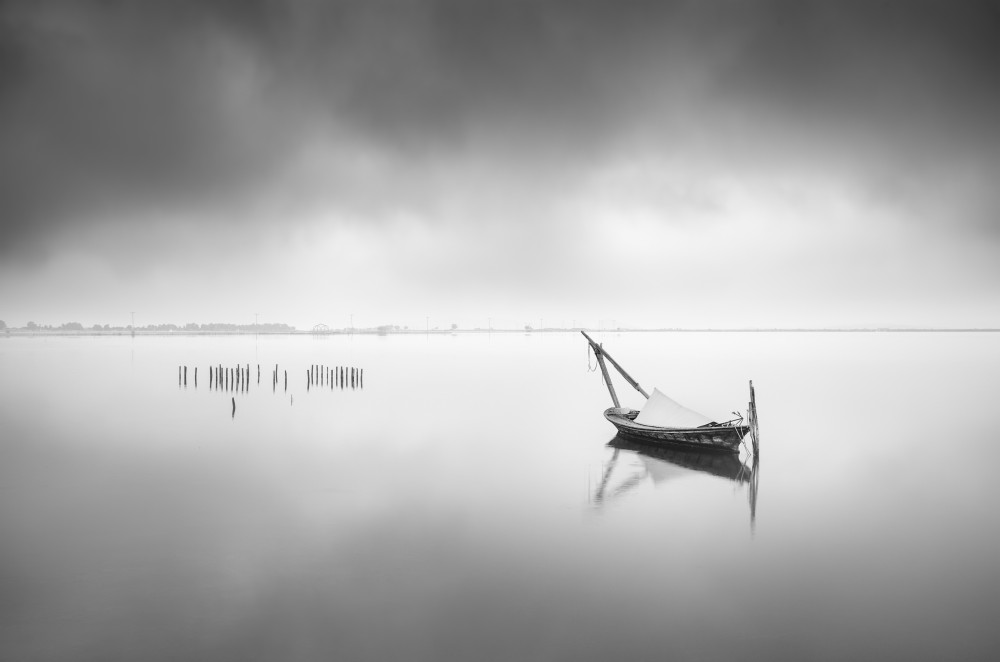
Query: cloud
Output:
[[2, 1, 997, 255], [0, 1, 998, 326]]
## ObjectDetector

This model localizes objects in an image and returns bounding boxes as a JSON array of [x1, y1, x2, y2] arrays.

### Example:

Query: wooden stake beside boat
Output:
[[749, 380, 759, 458]]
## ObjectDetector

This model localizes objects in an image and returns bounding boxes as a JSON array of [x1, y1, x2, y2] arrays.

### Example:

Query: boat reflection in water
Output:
[[593, 434, 759, 529]]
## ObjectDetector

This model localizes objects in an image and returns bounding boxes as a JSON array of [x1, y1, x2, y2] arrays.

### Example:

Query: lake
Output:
[[1, 331, 998, 661]]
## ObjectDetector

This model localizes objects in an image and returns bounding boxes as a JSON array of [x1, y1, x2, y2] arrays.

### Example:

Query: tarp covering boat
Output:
[[634, 388, 712, 428]]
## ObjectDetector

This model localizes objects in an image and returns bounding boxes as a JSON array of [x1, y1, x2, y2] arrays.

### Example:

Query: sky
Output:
[[1, 0, 998, 330]]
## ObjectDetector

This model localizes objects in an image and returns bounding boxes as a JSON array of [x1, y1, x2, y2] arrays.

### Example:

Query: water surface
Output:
[[1, 332, 998, 660]]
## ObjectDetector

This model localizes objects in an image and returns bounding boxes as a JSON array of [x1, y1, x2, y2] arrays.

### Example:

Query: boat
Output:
[[581, 331, 759, 455]]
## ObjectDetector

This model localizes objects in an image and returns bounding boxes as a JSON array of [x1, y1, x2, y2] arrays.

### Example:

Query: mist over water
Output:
[[1, 331, 998, 660]]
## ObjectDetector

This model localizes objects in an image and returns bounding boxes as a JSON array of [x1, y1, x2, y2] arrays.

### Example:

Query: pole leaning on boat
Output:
[[580, 331, 650, 404], [591, 340, 620, 407]]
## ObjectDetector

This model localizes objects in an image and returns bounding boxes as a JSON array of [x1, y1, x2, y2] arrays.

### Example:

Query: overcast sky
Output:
[[1, 0, 998, 329]]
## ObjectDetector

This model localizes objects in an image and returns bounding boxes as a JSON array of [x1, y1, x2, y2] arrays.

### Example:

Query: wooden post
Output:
[[284, 370, 287, 391], [178, 366, 181, 385], [184, 366, 187, 386], [594, 347, 620, 408], [194, 367, 197, 387], [361, 368, 363, 388], [232, 397, 235, 418]]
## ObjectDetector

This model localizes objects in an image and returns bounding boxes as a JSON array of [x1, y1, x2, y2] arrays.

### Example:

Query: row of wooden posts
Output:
[[176, 364, 255, 391], [307, 364, 363, 390], [177, 363, 364, 392]]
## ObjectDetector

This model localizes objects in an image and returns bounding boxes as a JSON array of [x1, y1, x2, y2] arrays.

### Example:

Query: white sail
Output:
[[634, 388, 712, 428]]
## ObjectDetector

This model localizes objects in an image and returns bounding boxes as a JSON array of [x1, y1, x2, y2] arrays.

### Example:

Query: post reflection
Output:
[[593, 434, 759, 530]]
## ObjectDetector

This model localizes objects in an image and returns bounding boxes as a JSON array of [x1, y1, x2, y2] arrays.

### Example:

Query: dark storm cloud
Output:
[[1, 0, 998, 257]]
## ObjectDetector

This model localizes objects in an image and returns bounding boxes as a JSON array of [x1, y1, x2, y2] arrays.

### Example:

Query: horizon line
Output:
[[4, 326, 1000, 336]]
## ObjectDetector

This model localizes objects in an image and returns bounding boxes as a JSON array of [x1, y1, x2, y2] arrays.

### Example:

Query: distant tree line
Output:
[[145, 322, 297, 333], [3, 321, 297, 332]]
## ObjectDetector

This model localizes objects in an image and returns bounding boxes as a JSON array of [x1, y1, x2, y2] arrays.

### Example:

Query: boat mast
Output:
[[592, 342, 620, 407], [580, 331, 650, 401]]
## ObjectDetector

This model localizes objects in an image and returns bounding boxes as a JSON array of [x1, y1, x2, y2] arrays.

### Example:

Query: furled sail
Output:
[[634, 388, 712, 428]]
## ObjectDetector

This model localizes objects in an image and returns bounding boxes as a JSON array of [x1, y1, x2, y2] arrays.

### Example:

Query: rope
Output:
[[586, 343, 598, 372]]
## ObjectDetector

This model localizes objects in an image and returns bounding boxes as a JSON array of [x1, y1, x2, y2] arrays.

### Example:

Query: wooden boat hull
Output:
[[603, 407, 748, 453]]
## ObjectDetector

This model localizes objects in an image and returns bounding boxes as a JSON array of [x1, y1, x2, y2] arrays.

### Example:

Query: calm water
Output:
[[2, 332, 999, 661]]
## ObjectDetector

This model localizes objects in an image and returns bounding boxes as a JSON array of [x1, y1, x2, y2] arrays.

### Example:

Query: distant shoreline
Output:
[[3, 328, 1000, 337]]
